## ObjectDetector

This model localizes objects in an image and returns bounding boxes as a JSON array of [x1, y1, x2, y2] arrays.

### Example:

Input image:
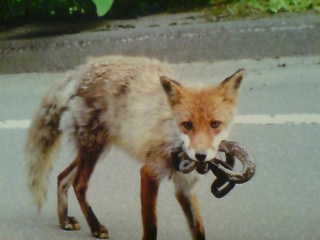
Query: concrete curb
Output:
[[0, 12, 319, 73]]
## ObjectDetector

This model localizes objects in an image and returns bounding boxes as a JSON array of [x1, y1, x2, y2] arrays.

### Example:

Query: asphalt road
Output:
[[1, 12, 319, 73], [1, 56, 320, 240]]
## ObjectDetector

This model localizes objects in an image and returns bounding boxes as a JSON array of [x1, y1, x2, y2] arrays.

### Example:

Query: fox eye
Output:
[[182, 121, 193, 130], [210, 120, 221, 129]]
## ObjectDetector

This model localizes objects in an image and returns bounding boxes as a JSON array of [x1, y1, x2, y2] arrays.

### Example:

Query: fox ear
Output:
[[219, 69, 244, 101], [160, 76, 183, 107]]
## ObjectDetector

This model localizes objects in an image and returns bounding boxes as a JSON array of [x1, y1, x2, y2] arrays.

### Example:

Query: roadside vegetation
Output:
[[205, 0, 320, 21], [1, 0, 319, 30]]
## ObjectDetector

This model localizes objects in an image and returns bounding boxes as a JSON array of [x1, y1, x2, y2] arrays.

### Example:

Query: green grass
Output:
[[245, 0, 320, 13], [1, 0, 319, 30], [0, 0, 210, 29], [206, 0, 320, 21]]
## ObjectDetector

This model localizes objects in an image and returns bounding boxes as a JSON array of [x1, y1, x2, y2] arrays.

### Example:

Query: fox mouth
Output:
[[173, 146, 215, 163], [173, 140, 256, 185], [183, 152, 214, 162], [180, 145, 212, 162], [182, 147, 216, 162], [181, 152, 196, 162]]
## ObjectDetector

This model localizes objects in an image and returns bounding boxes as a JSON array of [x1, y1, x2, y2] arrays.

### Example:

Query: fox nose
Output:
[[195, 153, 206, 162]]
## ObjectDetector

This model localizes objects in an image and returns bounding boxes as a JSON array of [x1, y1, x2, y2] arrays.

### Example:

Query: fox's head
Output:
[[160, 69, 244, 162]]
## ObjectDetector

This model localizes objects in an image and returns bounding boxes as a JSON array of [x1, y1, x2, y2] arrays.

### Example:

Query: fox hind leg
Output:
[[57, 159, 79, 230], [72, 147, 110, 239]]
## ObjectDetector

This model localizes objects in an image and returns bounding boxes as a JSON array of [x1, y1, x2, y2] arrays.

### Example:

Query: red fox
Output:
[[24, 56, 244, 240]]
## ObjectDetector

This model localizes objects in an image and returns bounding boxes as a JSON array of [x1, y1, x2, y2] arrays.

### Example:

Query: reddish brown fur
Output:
[[57, 160, 78, 229], [140, 165, 160, 240], [72, 148, 110, 238], [171, 86, 236, 153], [25, 56, 244, 240], [176, 191, 205, 240]]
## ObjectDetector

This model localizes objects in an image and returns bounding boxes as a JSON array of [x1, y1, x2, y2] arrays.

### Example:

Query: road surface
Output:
[[1, 56, 320, 240]]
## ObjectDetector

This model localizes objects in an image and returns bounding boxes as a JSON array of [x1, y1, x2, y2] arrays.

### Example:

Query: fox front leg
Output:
[[140, 164, 160, 240], [174, 173, 205, 240]]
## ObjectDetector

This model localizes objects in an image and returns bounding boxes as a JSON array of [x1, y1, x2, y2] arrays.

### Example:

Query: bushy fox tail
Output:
[[24, 78, 71, 209]]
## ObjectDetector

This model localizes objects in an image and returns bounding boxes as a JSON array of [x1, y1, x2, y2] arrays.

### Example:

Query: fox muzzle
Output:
[[172, 140, 256, 198]]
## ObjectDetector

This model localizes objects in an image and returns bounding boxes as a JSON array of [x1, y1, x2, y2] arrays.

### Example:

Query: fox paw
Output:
[[61, 216, 80, 231], [92, 225, 110, 239]]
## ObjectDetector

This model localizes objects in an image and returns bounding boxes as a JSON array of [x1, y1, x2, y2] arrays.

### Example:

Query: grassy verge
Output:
[[205, 0, 320, 21], [1, 0, 319, 30]]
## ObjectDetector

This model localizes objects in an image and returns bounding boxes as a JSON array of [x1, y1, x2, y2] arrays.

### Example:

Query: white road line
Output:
[[1, 114, 320, 130], [0, 120, 31, 129], [234, 114, 320, 125]]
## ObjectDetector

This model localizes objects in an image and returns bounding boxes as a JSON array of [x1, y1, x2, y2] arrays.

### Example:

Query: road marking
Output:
[[235, 114, 320, 125], [1, 114, 320, 130], [0, 120, 31, 129]]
